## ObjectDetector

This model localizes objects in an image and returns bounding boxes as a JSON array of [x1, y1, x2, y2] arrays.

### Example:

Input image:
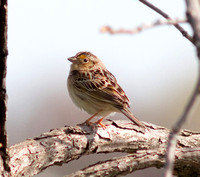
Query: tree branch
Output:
[[165, 1, 200, 176], [138, 0, 194, 44], [186, 0, 200, 57], [0, 0, 10, 172], [165, 63, 200, 177], [65, 147, 200, 177], [2, 120, 200, 176], [101, 0, 193, 44], [100, 19, 187, 35]]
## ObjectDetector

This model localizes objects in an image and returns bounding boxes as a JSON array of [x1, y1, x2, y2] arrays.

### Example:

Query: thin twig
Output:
[[165, 63, 200, 177], [165, 0, 200, 176], [185, 0, 200, 58], [101, 19, 187, 35], [138, 0, 194, 44]]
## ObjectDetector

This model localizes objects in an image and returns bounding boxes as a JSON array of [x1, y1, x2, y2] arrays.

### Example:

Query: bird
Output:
[[67, 51, 145, 128]]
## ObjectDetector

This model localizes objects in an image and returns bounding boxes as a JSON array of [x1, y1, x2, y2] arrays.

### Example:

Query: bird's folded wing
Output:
[[72, 69, 130, 109]]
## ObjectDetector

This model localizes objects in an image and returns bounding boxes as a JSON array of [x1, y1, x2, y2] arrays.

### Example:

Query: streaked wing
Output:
[[70, 69, 130, 109], [70, 69, 108, 90]]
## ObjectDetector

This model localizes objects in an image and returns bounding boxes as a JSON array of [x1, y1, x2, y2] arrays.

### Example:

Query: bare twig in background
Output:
[[101, 0, 193, 44], [165, 0, 200, 177], [0, 0, 10, 172], [138, 0, 194, 44], [101, 19, 187, 35]]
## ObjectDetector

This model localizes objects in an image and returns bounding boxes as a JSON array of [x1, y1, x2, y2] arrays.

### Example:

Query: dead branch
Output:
[[0, 120, 199, 177], [101, 0, 193, 44], [100, 19, 187, 35], [186, 0, 200, 57], [65, 147, 200, 177], [138, 0, 194, 44], [0, 0, 10, 172], [165, 1, 200, 176]]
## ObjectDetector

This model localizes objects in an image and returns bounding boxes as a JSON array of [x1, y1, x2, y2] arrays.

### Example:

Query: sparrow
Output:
[[67, 51, 145, 128]]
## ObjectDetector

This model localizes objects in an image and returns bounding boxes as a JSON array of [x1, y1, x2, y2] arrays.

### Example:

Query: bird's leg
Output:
[[84, 110, 102, 126], [85, 112, 99, 126], [95, 117, 106, 129]]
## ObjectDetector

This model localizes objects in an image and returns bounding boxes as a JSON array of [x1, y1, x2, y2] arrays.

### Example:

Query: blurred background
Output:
[[7, 0, 199, 176]]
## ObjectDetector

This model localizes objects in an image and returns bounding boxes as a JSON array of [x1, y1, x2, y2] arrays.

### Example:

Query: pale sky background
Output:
[[6, 0, 199, 176]]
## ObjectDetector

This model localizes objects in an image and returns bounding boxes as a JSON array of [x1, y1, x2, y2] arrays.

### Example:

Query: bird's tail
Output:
[[120, 108, 145, 128]]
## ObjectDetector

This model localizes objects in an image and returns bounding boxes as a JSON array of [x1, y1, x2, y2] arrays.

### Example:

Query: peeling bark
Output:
[[1, 120, 199, 177], [65, 148, 200, 177]]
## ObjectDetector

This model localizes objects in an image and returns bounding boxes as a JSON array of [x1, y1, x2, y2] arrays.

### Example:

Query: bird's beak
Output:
[[68, 57, 77, 63]]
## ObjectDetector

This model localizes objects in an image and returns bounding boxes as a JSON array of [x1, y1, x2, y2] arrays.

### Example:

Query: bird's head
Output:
[[68, 51, 105, 70]]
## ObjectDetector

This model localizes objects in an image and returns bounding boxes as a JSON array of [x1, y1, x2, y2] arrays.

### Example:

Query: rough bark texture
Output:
[[0, 120, 199, 177], [65, 148, 200, 177], [0, 0, 10, 172]]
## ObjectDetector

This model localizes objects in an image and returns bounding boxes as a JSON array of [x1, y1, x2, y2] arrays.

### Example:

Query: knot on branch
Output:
[[0, 50, 8, 59], [0, 88, 7, 101]]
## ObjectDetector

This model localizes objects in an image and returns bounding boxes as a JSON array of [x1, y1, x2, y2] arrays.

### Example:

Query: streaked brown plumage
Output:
[[67, 51, 145, 128]]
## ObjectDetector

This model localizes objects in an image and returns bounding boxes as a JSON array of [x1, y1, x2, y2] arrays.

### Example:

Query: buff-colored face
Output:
[[68, 52, 104, 70]]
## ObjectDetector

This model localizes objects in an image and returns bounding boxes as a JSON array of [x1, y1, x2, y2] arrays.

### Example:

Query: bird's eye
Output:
[[83, 58, 88, 63]]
